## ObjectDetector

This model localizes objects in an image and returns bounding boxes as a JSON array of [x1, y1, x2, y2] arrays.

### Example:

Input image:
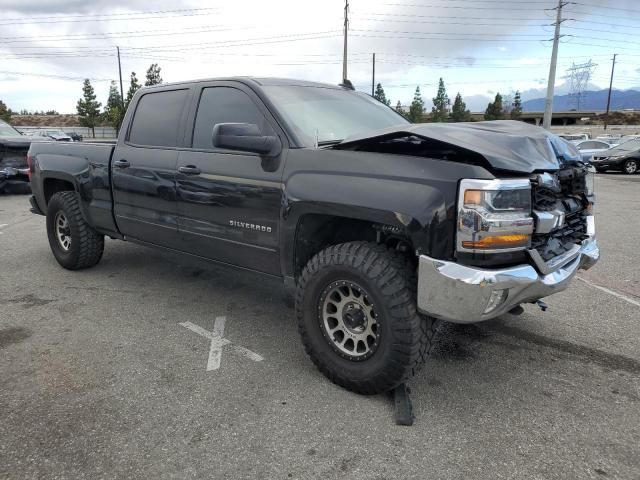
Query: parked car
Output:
[[595, 134, 621, 145], [617, 134, 640, 145], [574, 139, 611, 162], [592, 139, 640, 174], [27, 77, 599, 395], [0, 120, 45, 193], [32, 129, 73, 142], [558, 133, 590, 142], [68, 131, 83, 142]]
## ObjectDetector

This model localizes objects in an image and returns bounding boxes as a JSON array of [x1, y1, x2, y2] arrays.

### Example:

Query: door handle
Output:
[[114, 159, 130, 168], [178, 165, 201, 175]]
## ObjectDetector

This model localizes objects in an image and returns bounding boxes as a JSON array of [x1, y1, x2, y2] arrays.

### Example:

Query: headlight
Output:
[[458, 179, 534, 253]]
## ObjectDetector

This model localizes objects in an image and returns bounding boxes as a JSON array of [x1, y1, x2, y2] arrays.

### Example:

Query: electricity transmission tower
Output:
[[566, 60, 597, 111]]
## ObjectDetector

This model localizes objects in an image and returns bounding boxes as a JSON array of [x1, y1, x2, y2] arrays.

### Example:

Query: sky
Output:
[[0, 0, 638, 114]]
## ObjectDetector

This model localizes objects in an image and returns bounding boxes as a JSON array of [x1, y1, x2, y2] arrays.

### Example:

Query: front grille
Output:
[[531, 166, 590, 262], [531, 214, 588, 261], [533, 186, 558, 211]]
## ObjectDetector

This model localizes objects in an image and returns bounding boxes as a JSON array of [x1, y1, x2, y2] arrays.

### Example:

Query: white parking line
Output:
[[179, 317, 264, 371], [577, 276, 640, 308]]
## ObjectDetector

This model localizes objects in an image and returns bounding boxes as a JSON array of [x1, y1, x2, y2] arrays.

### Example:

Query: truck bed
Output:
[[29, 140, 117, 234]]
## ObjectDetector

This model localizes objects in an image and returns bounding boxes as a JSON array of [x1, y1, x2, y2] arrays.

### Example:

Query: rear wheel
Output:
[[46, 191, 104, 270], [623, 159, 638, 174], [296, 241, 438, 395]]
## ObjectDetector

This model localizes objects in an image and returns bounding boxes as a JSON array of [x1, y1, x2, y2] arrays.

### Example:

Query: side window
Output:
[[128, 89, 188, 147], [192, 87, 267, 150]]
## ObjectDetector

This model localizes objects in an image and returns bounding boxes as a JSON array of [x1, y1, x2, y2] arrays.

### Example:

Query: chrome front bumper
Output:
[[417, 237, 600, 323]]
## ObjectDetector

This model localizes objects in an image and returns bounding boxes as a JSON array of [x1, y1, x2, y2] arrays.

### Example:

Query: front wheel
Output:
[[296, 241, 438, 395], [46, 191, 104, 270], [623, 159, 638, 174]]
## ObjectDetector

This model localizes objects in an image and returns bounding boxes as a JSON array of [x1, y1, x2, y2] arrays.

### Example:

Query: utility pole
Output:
[[116, 46, 124, 109], [604, 54, 617, 131], [542, 0, 565, 130], [342, 0, 349, 82], [371, 53, 376, 96]]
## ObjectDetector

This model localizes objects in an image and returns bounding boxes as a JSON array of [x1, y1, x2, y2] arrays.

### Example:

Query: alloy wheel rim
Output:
[[55, 212, 71, 251], [625, 161, 637, 174], [319, 280, 380, 360]]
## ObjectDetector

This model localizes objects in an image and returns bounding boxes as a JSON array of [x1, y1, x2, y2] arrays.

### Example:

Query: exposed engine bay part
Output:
[[334, 120, 581, 174]]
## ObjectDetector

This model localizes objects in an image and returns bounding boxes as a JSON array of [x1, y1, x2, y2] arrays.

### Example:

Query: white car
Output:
[[32, 129, 73, 142], [559, 133, 590, 142], [574, 139, 612, 162]]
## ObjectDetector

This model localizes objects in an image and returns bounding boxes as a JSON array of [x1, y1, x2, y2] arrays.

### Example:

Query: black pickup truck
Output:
[[28, 77, 599, 394]]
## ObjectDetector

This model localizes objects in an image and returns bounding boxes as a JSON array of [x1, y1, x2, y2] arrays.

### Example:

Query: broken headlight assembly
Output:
[[457, 178, 534, 254]]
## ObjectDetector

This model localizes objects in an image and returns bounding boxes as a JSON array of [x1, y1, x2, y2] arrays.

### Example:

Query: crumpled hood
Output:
[[337, 120, 579, 174]]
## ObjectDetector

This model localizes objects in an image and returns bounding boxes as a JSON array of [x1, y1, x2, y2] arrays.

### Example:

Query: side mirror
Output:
[[212, 123, 281, 156]]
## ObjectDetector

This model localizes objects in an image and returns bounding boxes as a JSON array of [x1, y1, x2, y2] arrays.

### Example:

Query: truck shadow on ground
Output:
[[433, 319, 640, 375], [95, 243, 640, 383]]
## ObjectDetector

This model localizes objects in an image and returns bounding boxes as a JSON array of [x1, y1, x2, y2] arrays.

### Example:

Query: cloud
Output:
[[0, 0, 622, 111]]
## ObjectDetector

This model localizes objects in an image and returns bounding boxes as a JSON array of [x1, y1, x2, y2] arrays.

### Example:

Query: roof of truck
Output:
[[140, 77, 346, 91]]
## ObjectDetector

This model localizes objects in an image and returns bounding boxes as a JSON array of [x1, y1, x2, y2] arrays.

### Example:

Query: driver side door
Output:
[[175, 82, 286, 275]]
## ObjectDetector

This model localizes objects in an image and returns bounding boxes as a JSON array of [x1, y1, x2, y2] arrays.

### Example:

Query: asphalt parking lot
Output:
[[1, 174, 639, 480]]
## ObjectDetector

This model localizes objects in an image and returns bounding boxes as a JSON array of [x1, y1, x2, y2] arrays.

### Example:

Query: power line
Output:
[[0, 70, 112, 82], [573, 1, 640, 14], [0, 7, 218, 23], [380, 2, 553, 10], [351, 28, 549, 37]]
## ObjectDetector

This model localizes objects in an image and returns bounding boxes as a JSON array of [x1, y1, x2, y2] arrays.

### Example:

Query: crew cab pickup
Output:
[[28, 77, 599, 395]]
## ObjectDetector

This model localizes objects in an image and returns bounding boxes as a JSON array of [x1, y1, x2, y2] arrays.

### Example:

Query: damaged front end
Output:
[[0, 166, 30, 194], [333, 121, 600, 323], [1, 139, 33, 194]]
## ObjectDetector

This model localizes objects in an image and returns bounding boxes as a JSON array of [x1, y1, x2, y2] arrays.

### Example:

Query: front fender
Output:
[[279, 149, 494, 277]]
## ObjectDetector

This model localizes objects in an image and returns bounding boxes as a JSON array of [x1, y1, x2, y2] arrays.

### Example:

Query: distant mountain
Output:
[[522, 88, 640, 112]]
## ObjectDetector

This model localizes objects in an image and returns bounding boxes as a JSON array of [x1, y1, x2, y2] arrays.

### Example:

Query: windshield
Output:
[[608, 139, 640, 154], [262, 85, 409, 146], [0, 121, 21, 137]]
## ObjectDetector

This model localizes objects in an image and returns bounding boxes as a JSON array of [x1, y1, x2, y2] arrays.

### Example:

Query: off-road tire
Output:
[[296, 241, 438, 395], [46, 191, 104, 270]]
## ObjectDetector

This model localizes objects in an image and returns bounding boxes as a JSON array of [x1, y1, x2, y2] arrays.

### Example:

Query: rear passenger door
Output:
[[175, 82, 286, 275], [112, 88, 190, 248]]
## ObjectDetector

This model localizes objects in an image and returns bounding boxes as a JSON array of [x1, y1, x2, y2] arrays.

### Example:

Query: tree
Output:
[[408, 86, 425, 123], [125, 72, 142, 108], [395, 100, 407, 119], [484, 93, 505, 121], [105, 81, 124, 133], [511, 90, 523, 119], [0, 100, 11, 123], [144, 63, 163, 86], [431, 78, 450, 122], [76, 79, 102, 138], [450, 93, 471, 122], [373, 83, 390, 106]]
